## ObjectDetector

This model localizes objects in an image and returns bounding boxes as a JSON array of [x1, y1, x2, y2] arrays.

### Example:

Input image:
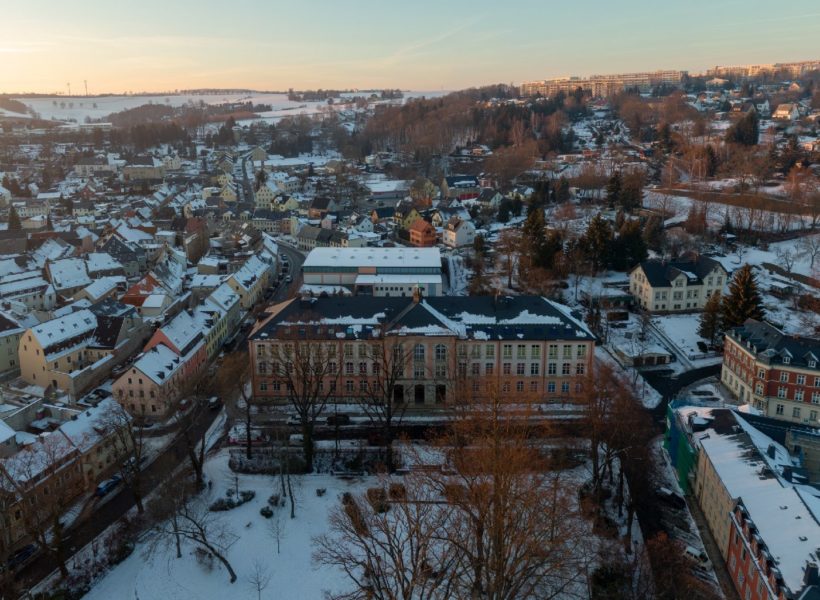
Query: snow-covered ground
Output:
[[16, 91, 448, 123], [82, 449, 371, 600]]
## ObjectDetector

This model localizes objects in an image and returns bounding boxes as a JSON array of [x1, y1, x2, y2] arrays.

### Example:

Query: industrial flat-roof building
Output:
[[301, 247, 443, 296]]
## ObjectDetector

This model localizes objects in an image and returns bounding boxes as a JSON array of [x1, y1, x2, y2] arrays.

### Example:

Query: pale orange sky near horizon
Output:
[[2, 0, 819, 94]]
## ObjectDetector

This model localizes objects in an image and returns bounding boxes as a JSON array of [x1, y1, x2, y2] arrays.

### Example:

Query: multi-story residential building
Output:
[[408, 219, 437, 247], [0, 272, 56, 310], [112, 343, 190, 418], [18, 304, 147, 400], [442, 217, 476, 248], [0, 398, 130, 550], [143, 310, 208, 378], [227, 254, 270, 310], [629, 256, 728, 313], [721, 320, 820, 425], [302, 247, 444, 297], [0, 312, 25, 376], [521, 69, 686, 97], [249, 294, 595, 408], [688, 407, 820, 600]]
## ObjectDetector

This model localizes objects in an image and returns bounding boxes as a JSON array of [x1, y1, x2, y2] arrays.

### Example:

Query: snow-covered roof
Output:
[[80, 277, 119, 301], [0, 420, 14, 445], [48, 257, 91, 291], [30, 309, 97, 351], [132, 343, 184, 385], [698, 422, 820, 595], [85, 252, 123, 274], [208, 282, 240, 311], [303, 247, 442, 270], [158, 310, 201, 354]]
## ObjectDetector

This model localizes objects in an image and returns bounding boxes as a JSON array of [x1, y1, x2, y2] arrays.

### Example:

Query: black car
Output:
[[7, 544, 37, 570], [327, 414, 351, 426]]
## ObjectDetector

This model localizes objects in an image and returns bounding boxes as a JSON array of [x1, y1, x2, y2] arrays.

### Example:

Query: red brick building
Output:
[[721, 319, 820, 425]]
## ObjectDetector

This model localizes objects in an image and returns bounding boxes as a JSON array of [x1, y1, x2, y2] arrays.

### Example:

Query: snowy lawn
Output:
[[82, 449, 371, 600]]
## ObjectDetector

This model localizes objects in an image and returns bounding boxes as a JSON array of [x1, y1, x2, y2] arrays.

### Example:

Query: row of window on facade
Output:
[[256, 342, 588, 362], [258, 379, 579, 397]]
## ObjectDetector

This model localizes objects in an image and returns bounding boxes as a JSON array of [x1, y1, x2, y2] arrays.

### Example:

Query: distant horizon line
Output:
[[3, 56, 818, 97]]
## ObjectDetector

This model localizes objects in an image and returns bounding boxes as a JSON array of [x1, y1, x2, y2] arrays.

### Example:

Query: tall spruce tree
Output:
[[698, 292, 723, 346], [581, 213, 613, 273], [7, 205, 21, 230], [721, 264, 765, 329], [606, 171, 622, 208]]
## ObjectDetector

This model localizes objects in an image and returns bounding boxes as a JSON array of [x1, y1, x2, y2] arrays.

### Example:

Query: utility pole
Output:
[[66, 82, 71, 96], [84, 80, 88, 96]]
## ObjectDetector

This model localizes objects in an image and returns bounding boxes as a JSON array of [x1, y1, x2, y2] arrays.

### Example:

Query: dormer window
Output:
[[810, 360, 817, 369], [783, 357, 791, 365]]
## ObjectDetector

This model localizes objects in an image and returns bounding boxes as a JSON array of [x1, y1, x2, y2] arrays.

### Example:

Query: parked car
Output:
[[683, 546, 711, 569], [95, 475, 122, 498], [286, 415, 301, 426], [208, 396, 222, 410], [6, 544, 37, 570], [285, 275, 293, 283], [327, 414, 351, 426]]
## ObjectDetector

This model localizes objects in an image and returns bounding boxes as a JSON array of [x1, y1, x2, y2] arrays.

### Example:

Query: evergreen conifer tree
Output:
[[7, 205, 21, 230], [606, 171, 622, 208], [721, 264, 765, 329], [698, 292, 723, 346]]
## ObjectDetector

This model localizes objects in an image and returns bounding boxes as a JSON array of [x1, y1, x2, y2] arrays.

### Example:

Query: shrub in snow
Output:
[[209, 497, 236, 512], [268, 493, 282, 506], [366, 487, 389, 514], [316, 487, 326, 497], [239, 490, 256, 503], [260, 506, 274, 519], [343, 496, 369, 536], [388, 483, 406, 500]]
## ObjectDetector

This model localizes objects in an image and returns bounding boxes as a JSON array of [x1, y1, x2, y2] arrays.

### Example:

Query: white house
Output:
[[442, 217, 476, 248], [629, 255, 728, 313], [773, 103, 800, 121]]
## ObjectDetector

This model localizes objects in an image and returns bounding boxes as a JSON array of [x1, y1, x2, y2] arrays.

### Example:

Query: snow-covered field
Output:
[[82, 449, 370, 600], [16, 90, 448, 123]]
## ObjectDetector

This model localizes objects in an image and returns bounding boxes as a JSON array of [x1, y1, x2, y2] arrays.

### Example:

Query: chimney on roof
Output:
[[804, 561, 819, 586], [413, 285, 422, 304]]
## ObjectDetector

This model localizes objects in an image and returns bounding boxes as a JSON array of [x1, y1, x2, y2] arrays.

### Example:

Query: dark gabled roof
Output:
[[730, 319, 820, 371], [634, 255, 727, 287], [89, 315, 125, 349], [477, 188, 500, 202], [310, 196, 334, 210], [0, 313, 22, 334], [250, 296, 595, 343], [298, 226, 334, 243], [371, 207, 395, 219], [89, 297, 136, 318], [100, 236, 139, 262]]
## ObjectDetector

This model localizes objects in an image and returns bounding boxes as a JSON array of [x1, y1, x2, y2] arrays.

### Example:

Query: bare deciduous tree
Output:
[[150, 472, 239, 583], [248, 559, 272, 600], [266, 328, 340, 472], [314, 475, 457, 600], [96, 401, 148, 514]]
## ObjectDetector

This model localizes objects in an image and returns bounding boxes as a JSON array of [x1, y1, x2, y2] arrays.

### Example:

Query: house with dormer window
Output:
[[721, 319, 820, 424], [629, 255, 728, 313]]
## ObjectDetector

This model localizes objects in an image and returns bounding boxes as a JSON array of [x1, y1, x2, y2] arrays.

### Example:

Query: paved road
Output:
[[642, 363, 723, 421], [272, 243, 305, 303], [15, 403, 223, 590]]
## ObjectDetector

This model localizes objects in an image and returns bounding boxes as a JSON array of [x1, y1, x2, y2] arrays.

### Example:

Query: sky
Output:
[[1, 0, 819, 95]]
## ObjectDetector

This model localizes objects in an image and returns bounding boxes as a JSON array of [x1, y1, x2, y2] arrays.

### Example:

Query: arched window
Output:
[[413, 344, 425, 362], [434, 344, 447, 361]]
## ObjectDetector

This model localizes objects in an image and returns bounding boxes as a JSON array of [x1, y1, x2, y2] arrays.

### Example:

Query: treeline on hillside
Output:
[[352, 85, 589, 167], [107, 104, 177, 127], [0, 96, 31, 115]]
